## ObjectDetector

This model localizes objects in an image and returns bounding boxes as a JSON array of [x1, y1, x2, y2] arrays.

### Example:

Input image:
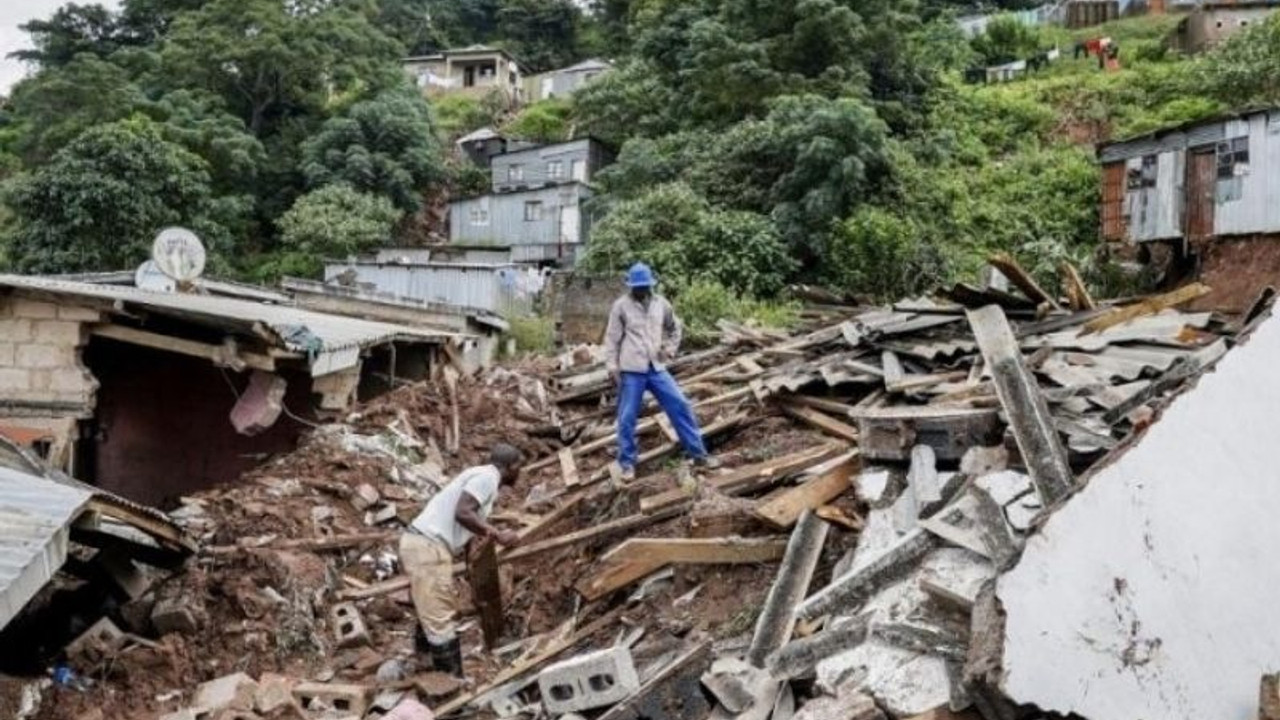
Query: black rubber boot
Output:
[[414, 626, 431, 657], [428, 638, 464, 678]]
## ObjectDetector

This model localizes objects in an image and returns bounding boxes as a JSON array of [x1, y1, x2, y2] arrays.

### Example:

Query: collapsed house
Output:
[[4, 251, 1274, 720], [0, 274, 469, 506]]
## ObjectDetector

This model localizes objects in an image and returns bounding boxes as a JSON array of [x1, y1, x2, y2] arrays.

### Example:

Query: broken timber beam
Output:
[[501, 504, 685, 563], [639, 443, 843, 514], [1080, 282, 1210, 335], [783, 394, 861, 416], [576, 537, 788, 601], [746, 510, 830, 667], [1060, 262, 1096, 311], [987, 252, 1060, 310], [205, 531, 397, 555], [92, 324, 281, 372], [754, 452, 858, 529], [850, 405, 1000, 462], [779, 403, 859, 443], [967, 305, 1073, 506]]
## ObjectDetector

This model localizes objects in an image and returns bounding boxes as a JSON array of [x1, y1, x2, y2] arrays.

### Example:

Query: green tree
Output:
[[269, 184, 403, 278], [502, 99, 572, 143], [301, 90, 443, 213], [157, 0, 402, 138], [11, 4, 125, 67], [2, 117, 228, 273], [5, 54, 147, 164], [496, 0, 584, 71], [1198, 13, 1280, 107], [970, 15, 1043, 65]]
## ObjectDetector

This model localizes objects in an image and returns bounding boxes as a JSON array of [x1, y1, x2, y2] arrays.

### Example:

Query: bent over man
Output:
[[604, 263, 719, 480], [399, 443, 522, 676]]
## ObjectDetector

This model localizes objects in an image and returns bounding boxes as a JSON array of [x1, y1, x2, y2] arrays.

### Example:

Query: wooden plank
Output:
[[755, 453, 858, 529], [639, 443, 843, 514], [582, 412, 749, 485], [1060, 262, 1096, 311], [988, 252, 1060, 309], [738, 357, 764, 375], [889, 370, 970, 394], [780, 403, 859, 443], [577, 537, 788, 601], [881, 351, 904, 390], [501, 504, 685, 563], [557, 448, 580, 487], [785, 394, 860, 417], [1080, 282, 1210, 335], [432, 607, 625, 717], [338, 576, 410, 601], [468, 540, 503, 649], [656, 415, 679, 443], [967, 305, 1073, 505], [205, 531, 396, 555], [92, 324, 278, 372]]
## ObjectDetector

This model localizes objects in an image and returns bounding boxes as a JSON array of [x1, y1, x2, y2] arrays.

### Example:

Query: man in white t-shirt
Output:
[[399, 443, 523, 676]]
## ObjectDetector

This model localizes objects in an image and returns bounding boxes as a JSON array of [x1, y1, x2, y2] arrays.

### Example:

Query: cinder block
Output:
[[152, 597, 200, 635], [538, 646, 640, 714], [350, 483, 380, 511], [254, 673, 296, 714], [47, 367, 93, 394], [292, 682, 370, 716], [364, 503, 398, 525], [58, 304, 102, 322], [10, 298, 58, 319], [0, 342, 14, 366], [330, 602, 371, 648], [16, 344, 64, 368], [66, 617, 126, 659], [194, 672, 258, 713], [0, 319, 33, 342], [32, 320, 83, 345]]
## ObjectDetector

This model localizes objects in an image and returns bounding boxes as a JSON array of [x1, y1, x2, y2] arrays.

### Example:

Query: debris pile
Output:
[[9, 257, 1268, 720]]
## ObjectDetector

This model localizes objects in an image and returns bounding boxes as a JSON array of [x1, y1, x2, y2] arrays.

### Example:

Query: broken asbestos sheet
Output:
[[997, 310, 1280, 720]]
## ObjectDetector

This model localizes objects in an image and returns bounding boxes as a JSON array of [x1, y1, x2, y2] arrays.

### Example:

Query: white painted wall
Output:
[[998, 312, 1280, 720]]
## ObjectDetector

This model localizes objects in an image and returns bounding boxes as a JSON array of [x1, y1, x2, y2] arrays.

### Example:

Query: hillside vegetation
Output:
[[2, 1, 1280, 306]]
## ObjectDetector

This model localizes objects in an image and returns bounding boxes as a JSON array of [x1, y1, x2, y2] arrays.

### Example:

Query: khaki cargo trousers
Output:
[[398, 532, 458, 643]]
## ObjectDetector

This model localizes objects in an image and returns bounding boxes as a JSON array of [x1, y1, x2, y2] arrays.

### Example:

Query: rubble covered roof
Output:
[[0, 465, 93, 631], [0, 274, 460, 373]]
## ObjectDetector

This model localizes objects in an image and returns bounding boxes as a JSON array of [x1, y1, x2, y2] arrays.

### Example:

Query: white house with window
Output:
[[490, 138, 613, 192], [448, 183, 594, 266]]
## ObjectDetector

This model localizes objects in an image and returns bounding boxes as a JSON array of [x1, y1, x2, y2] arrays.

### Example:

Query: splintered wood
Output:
[[576, 537, 789, 600]]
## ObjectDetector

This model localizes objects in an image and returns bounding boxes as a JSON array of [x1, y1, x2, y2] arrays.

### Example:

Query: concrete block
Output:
[[364, 503, 398, 525], [0, 319, 33, 342], [15, 344, 64, 368], [538, 645, 641, 714], [350, 483, 380, 511], [10, 298, 57, 319], [0, 342, 14, 366], [32, 320, 83, 345], [57, 304, 102, 322], [194, 672, 258, 713], [292, 682, 370, 716], [152, 597, 200, 635], [254, 673, 296, 715], [95, 548, 150, 600], [66, 617, 126, 659], [47, 367, 93, 394], [329, 603, 371, 648]]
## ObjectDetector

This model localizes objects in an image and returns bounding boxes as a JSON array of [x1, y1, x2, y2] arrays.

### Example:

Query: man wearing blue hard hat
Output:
[[604, 262, 720, 479]]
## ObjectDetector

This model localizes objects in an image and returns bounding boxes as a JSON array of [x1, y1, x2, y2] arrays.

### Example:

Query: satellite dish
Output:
[[151, 227, 206, 283], [134, 260, 177, 293]]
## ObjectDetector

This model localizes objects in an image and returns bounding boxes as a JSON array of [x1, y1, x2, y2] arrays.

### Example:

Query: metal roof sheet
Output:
[[0, 274, 458, 372], [0, 466, 92, 631]]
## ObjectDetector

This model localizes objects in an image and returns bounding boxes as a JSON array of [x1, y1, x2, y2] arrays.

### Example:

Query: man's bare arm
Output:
[[455, 493, 518, 546]]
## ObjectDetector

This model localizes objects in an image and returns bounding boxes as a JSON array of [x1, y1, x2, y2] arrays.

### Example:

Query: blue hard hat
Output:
[[626, 263, 656, 288]]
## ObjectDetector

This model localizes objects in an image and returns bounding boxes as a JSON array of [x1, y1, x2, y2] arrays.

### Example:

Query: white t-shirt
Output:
[[410, 464, 501, 554]]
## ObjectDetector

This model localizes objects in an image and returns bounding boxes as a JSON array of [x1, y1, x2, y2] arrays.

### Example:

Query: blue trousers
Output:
[[617, 368, 708, 470]]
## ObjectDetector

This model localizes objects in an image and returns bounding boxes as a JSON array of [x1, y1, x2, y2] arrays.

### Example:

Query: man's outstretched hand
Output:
[[494, 529, 521, 548]]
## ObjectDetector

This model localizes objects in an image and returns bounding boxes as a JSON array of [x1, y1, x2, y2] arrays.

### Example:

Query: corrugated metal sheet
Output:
[[450, 183, 592, 247], [0, 466, 92, 630], [323, 262, 537, 315], [0, 275, 457, 374], [491, 139, 608, 191]]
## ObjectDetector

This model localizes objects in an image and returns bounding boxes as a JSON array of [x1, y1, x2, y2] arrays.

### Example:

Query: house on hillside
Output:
[[1098, 107, 1280, 312], [491, 137, 614, 192], [523, 59, 613, 102], [403, 46, 524, 106], [1174, 1, 1280, 53], [449, 183, 594, 263]]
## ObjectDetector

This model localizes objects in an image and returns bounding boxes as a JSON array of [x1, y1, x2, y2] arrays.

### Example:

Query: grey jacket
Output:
[[604, 294, 682, 374]]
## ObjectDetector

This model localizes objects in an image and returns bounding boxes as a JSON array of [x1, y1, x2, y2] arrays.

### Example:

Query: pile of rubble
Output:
[[14, 255, 1271, 720]]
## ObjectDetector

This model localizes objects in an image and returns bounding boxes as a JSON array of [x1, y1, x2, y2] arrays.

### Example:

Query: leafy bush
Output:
[[672, 280, 800, 346], [503, 98, 572, 143], [582, 183, 796, 297], [829, 207, 945, 300], [431, 94, 501, 139], [271, 184, 402, 278], [971, 16, 1044, 65], [506, 314, 555, 355]]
